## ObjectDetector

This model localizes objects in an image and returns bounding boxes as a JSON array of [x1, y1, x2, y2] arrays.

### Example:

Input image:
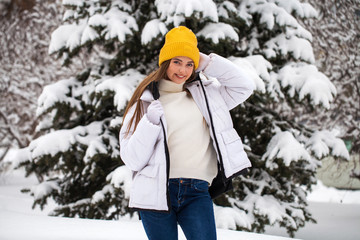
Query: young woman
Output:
[[119, 26, 255, 240]]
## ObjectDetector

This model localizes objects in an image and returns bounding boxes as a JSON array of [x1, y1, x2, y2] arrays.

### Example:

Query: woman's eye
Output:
[[187, 63, 194, 67]]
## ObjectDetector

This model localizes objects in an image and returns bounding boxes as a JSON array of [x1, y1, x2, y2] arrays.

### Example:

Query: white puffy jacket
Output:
[[119, 53, 255, 212]]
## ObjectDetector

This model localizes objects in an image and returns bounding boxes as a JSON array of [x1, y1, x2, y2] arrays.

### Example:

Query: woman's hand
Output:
[[196, 52, 211, 72], [146, 100, 164, 125]]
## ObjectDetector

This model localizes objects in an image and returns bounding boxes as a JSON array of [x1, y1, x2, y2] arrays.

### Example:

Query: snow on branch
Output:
[[30, 180, 60, 200], [48, 22, 88, 54], [247, 0, 298, 30], [36, 77, 82, 117], [264, 34, 315, 63], [27, 121, 103, 160], [197, 22, 238, 44], [95, 69, 145, 112], [106, 165, 133, 198], [214, 204, 252, 230], [62, 0, 83, 8], [262, 131, 313, 170], [218, 1, 239, 20], [274, 0, 318, 18], [101, 7, 138, 42], [245, 0, 317, 30], [276, 62, 337, 109], [233, 188, 304, 230], [306, 130, 350, 160], [49, 1, 137, 55], [141, 19, 168, 45], [156, 0, 218, 26]]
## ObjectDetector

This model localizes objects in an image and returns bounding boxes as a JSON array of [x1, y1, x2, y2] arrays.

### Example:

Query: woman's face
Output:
[[166, 56, 194, 84]]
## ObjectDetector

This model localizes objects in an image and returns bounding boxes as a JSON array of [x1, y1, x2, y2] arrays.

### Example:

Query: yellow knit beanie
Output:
[[158, 26, 200, 69]]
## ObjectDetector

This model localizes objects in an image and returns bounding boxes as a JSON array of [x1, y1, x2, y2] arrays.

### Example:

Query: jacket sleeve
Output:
[[203, 53, 256, 110], [119, 104, 162, 172]]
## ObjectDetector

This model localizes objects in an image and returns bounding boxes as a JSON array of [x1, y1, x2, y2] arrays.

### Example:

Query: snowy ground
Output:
[[1, 169, 360, 240]]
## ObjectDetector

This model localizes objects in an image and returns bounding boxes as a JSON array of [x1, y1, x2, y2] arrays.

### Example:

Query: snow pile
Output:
[[307, 181, 360, 204], [2, 168, 359, 240]]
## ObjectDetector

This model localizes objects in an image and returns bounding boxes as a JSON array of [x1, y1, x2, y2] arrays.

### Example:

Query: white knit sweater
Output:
[[158, 79, 217, 184]]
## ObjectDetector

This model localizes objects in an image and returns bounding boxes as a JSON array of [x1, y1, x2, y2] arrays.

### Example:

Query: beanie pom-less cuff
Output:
[[159, 42, 200, 69]]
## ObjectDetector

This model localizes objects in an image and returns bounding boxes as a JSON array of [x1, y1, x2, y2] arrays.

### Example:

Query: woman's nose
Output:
[[178, 65, 185, 73]]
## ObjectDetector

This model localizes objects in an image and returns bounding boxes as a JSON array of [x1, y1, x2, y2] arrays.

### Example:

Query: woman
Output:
[[119, 26, 255, 240]]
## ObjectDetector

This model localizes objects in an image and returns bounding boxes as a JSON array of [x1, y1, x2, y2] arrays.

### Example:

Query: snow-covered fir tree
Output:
[[18, 0, 350, 236], [0, 0, 82, 162]]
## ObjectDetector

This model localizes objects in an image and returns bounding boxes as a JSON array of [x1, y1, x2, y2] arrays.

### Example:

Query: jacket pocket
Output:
[[221, 128, 245, 169], [131, 164, 159, 206]]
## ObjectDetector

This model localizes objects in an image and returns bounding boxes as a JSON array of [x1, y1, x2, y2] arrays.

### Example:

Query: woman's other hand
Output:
[[146, 100, 164, 125], [196, 52, 211, 72]]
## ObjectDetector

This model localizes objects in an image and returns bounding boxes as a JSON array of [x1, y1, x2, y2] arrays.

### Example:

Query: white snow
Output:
[[102, 8, 137, 42], [276, 62, 337, 109], [262, 131, 313, 170], [156, 0, 218, 26], [49, 2, 138, 54], [141, 19, 168, 45], [1, 168, 359, 240], [106, 166, 133, 198], [26, 121, 101, 160], [214, 205, 252, 230], [307, 130, 350, 160], [62, 0, 83, 7], [30, 180, 60, 201], [36, 77, 82, 116], [274, 0, 318, 18], [0, 168, 302, 240], [48, 22, 85, 54], [264, 34, 315, 63], [197, 22, 239, 44], [95, 69, 145, 112]]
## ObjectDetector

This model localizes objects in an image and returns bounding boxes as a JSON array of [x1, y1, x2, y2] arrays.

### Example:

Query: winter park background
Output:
[[0, 0, 359, 240]]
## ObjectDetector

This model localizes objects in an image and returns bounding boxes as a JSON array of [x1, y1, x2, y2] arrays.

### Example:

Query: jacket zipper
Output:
[[198, 80, 227, 184], [160, 119, 171, 212]]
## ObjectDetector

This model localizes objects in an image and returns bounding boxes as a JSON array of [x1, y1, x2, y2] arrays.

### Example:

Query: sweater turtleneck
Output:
[[158, 79, 217, 184], [158, 78, 185, 93]]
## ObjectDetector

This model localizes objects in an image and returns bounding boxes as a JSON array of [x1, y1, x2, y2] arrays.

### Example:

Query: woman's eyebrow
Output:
[[172, 58, 183, 62], [172, 58, 194, 64]]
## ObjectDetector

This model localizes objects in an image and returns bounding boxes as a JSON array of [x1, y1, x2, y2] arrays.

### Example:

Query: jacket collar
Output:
[[140, 89, 155, 103], [187, 72, 213, 87]]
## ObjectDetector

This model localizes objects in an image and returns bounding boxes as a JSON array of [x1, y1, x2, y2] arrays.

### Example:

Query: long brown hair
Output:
[[122, 60, 196, 136]]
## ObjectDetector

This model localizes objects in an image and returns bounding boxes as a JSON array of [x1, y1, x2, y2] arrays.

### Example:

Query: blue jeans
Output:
[[139, 178, 217, 240]]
